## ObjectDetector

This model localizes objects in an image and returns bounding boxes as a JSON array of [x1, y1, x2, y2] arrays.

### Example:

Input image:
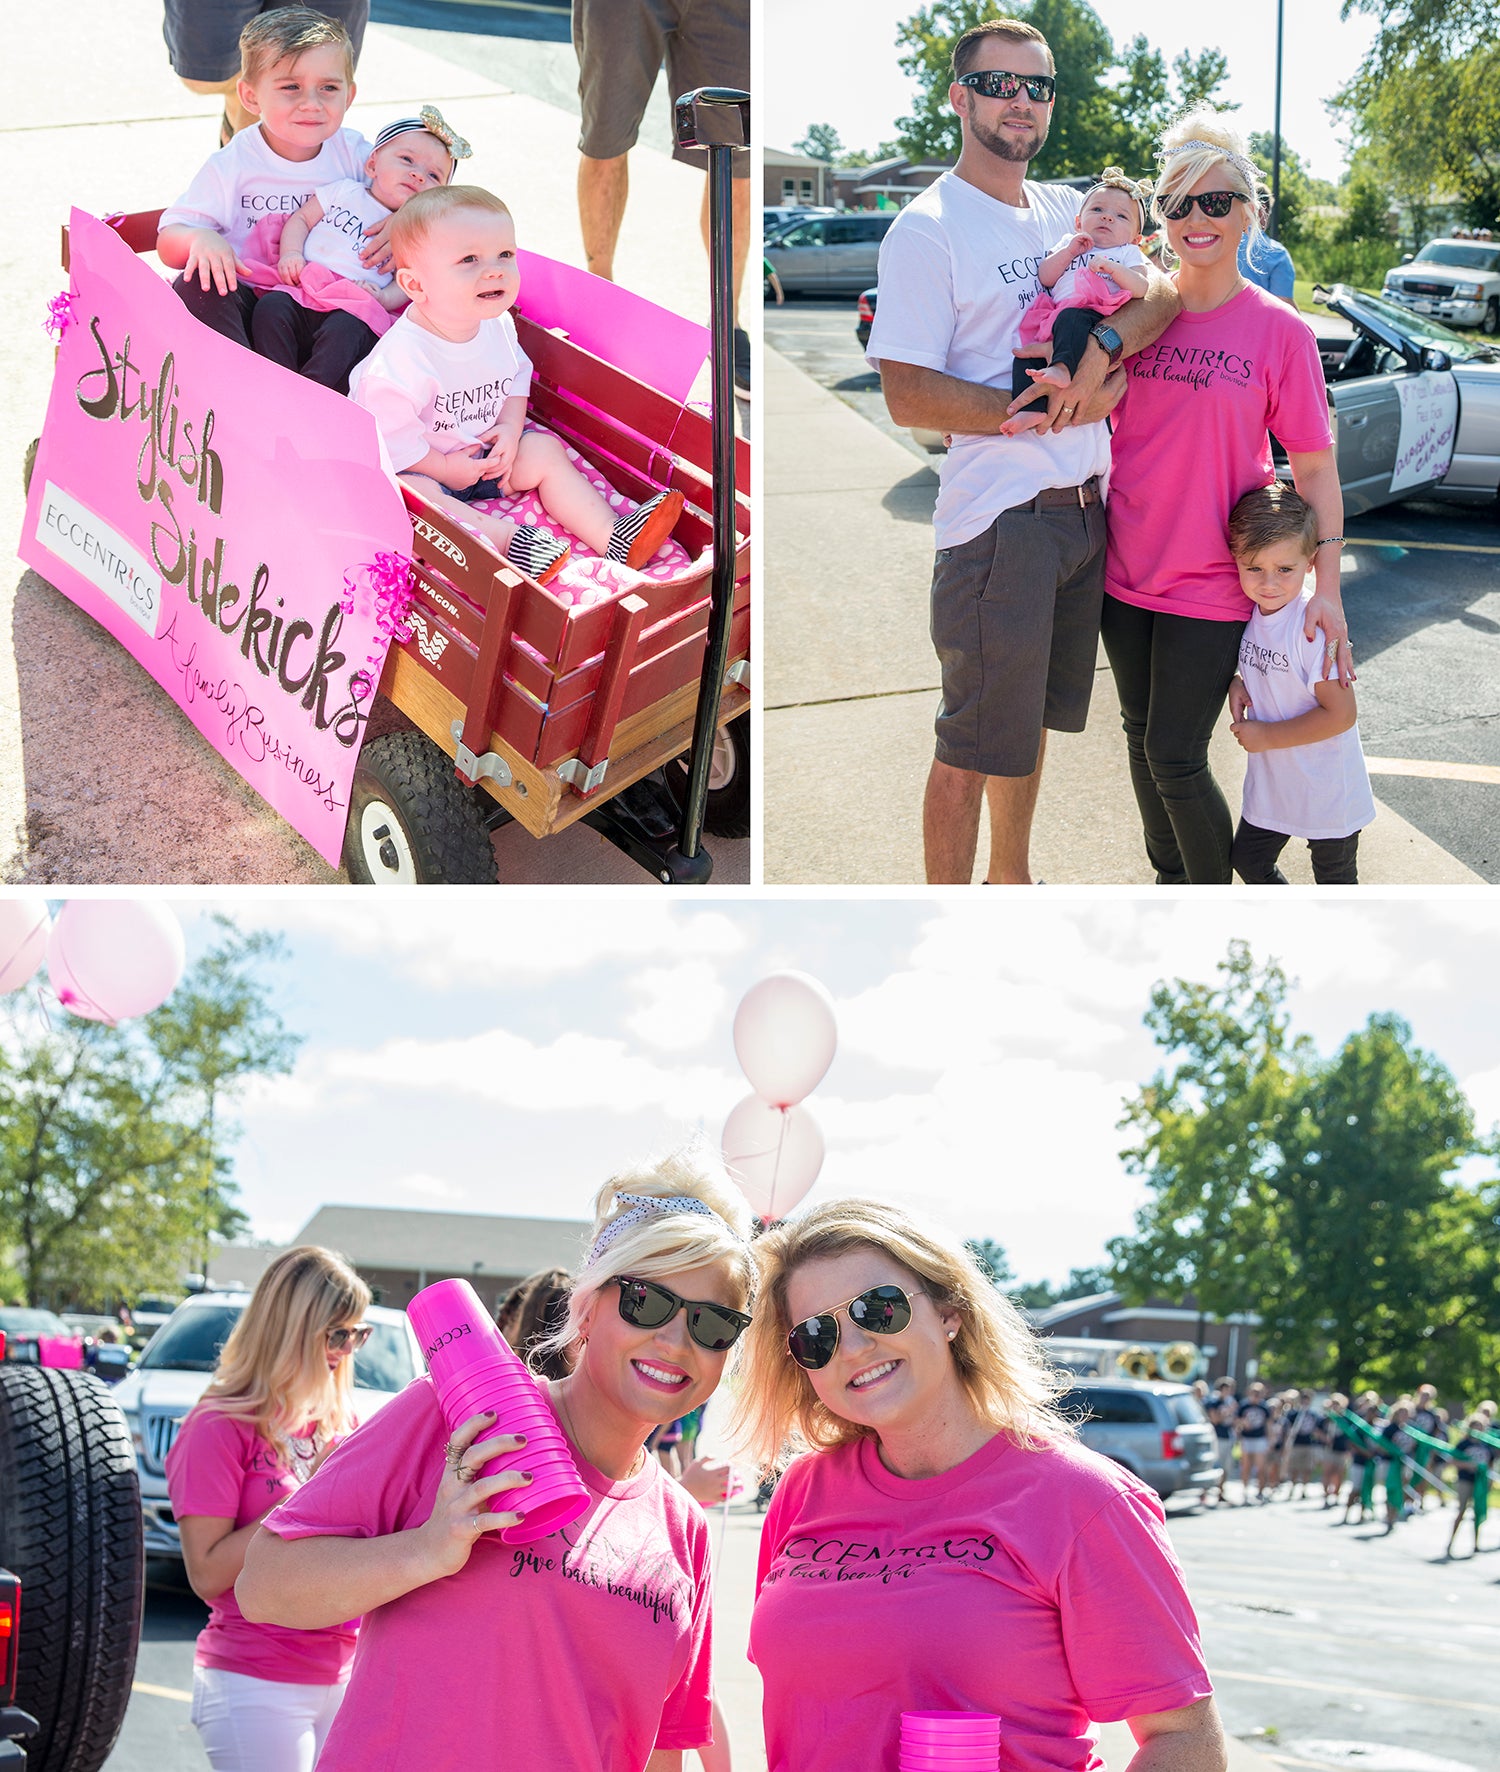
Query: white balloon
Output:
[[722, 1093, 823, 1221], [732, 971, 837, 1107], [0, 897, 50, 994], [47, 900, 187, 1023]]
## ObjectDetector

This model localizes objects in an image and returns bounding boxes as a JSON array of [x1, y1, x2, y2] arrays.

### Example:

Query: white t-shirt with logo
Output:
[[865, 173, 1111, 549], [161, 126, 372, 255], [1048, 239, 1148, 305], [348, 310, 535, 472], [1238, 588, 1376, 840], [305, 179, 394, 287]]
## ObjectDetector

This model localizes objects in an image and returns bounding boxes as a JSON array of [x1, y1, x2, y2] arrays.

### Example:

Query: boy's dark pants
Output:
[[1232, 818, 1361, 885], [1012, 305, 1104, 403], [173, 279, 377, 392]]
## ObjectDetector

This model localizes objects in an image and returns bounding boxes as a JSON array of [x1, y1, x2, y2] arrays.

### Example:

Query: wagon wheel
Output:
[[344, 730, 500, 885], [665, 712, 750, 839]]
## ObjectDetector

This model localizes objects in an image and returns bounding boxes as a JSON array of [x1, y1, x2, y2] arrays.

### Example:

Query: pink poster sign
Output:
[[19, 210, 411, 867], [517, 250, 710, 402]]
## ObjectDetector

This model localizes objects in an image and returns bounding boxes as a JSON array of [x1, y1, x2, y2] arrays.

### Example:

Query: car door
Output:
[[765, 217, 828, 295], [823, 215, 892, 295], [1324, 295, 1459, 511]]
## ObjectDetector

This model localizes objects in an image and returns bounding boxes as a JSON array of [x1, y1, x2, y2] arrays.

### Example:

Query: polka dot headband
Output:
[[585, 1194, 745, 1269]]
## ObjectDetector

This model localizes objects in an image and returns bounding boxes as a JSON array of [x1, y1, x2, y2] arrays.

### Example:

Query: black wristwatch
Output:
[[1089, 322, 1124, 368]]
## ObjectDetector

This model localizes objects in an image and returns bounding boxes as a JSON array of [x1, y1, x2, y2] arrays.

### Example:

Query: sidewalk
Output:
[[763, 346, 1482, 885], [2, 0, 743, 884]]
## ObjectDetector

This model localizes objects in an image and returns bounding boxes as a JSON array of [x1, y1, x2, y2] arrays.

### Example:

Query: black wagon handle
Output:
[[672, 87, 750, 863]]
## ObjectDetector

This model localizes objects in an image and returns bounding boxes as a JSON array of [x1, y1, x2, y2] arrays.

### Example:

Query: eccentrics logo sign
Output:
[[36, 482, 161, 637]]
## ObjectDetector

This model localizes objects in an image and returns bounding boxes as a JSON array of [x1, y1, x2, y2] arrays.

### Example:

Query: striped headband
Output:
[[585, 1194, 744, 1269], [1160, 139, 1259, 196], [373, 105, 472, 182]]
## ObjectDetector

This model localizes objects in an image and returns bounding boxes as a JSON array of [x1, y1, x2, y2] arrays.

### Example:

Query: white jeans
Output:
[[190, 1666, 347, 1772]]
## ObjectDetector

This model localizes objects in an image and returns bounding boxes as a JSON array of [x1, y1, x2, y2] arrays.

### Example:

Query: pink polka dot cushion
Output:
[[458, 424, 697, 609]]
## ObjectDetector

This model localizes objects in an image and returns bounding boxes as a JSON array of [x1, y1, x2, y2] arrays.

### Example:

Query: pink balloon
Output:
[[47, 900, 186, 1023], [0, 898, 50, 993], [732, 972, 837, 1108], [722, 1093, 823, 1221]]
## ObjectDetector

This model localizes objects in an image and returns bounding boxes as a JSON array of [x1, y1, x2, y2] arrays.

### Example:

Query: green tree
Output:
[[1011, 1263, 1113, 1311], [1109, 944, 1499, 1395], [0, 920, 300, 1307], [965, 1238, 1016, 1286], [1170, 46, 1236, 118], [793, 123, 845, 164]]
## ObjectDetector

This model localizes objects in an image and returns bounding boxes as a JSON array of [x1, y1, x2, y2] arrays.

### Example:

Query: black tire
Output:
[[666, 714, 751, 839], [0, 1366, 143, 1772], [343, 730, 499, 884], [1484, 298, 1500, 337]]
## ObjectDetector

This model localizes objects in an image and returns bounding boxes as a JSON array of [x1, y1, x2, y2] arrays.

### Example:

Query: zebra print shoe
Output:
[[505, 525, 570, 586], [606, 489, 685, 570]]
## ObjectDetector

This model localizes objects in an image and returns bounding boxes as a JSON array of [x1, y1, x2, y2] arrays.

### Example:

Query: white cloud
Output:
[[624, 960, 728, 1052], [220, 903, 750, 990]]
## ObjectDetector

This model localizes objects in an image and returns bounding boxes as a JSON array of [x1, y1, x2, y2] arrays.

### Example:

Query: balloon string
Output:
[[768, 1108, 790, 1223]]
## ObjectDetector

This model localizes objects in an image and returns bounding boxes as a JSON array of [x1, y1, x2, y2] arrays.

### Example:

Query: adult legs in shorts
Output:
[[250, 293, 378, 390], [925, 498, 1105, 883], [1100, 595, 1246, 883], [163, 0, 370, 138], [573, 0, 750, 355], [190, 1666, 346, 1772]]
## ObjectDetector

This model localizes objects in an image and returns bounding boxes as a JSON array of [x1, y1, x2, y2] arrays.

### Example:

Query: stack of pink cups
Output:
[[407, 1277, 591, 1547], [899, 1711, 1002, 1772]]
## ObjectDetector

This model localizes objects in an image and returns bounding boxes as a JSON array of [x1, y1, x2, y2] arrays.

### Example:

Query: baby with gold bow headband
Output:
[[276, 105, 474, 317]]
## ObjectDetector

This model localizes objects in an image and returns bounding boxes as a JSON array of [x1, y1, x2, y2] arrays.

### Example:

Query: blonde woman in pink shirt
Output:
[[735, 1201, 1225, 1772], [1100, 111, 1349, 883], [164, 1245, 373, 1770], [237, 1157, 755, 1772]]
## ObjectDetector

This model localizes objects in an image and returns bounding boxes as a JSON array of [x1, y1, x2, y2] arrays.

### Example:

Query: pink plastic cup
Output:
[[408, 1278, 589, 1542], [900, 1757, 995, 1772], [901, 1714, 1001, 1741], [901, 1730, 1001, 1748], [900, 1749, 997, 1765]]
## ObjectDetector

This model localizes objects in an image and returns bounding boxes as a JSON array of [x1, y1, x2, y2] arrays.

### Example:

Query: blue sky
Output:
[[100, 897, 1500, 1289], [764, 0, 1379, 183]]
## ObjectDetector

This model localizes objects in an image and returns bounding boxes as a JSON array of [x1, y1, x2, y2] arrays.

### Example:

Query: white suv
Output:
[[1383, 239, 1500, 334], [113, 1291, 421, 1559]]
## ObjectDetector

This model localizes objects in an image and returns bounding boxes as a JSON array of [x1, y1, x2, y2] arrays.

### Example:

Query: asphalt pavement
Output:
[[107, 1419, 1500, 1772], [765, 299, 1500, 886], [2, 0, 746, 886]]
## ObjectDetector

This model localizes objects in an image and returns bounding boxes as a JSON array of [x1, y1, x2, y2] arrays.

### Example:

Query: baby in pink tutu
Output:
[[1005, 168, 1151, 435]]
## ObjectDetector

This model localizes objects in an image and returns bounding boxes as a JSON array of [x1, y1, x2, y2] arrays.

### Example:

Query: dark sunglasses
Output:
[[1161, 190, 1245, 222], [957, 69, 1056, 104], [787, 1285, 922, 1371], [326, 1323, 373, 1352], [616, 1277, 752, 1352]]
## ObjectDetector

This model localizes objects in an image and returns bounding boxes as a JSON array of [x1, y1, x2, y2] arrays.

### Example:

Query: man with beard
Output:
[[866, 18, 1179, 885]]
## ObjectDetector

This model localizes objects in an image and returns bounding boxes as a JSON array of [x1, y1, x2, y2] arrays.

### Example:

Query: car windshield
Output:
[[0, 1308, 70, 1336], [1339, 290, 1497, 362], [1415, 242, 1500, 272], [139, 1304, 243, 1371], [353, 1323, 416, 1394], [1170, 1393, 1208, 1424]]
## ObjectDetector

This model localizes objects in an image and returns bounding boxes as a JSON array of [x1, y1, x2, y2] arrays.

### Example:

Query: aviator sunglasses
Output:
[[1160, 189, 1245, 222], [616, 1277, 753, 1352], [787, 1285, 923, 1371], [956, 69, 1056, 104], [326, 1323, 374, 1352]]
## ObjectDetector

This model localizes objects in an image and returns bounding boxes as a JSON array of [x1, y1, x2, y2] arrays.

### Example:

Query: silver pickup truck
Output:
[[1382, 239, 1500, 335]]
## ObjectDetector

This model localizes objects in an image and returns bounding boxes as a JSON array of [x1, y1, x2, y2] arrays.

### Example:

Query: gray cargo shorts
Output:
[[574, 0, 750, 175], [930, 485, 1106, 777], [164, 0, 369, 83]]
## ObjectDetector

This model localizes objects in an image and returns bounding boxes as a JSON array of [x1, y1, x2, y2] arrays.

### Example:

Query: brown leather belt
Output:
[[1026, 475, 1102, 512]]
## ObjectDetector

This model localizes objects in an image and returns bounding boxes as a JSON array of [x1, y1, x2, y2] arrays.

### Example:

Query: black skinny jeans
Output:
[[1099, 594, 1247, 884], [1231, 819, 1361, 885]]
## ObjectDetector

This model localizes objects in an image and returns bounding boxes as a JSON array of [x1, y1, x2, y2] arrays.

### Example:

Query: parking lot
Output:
[[104, 1478, 1500, 1772], [766, 298, 1500, 883]]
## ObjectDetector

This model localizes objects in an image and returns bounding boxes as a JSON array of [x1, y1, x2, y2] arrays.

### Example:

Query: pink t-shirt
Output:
[[1106, 282, 1333, 621], [263, 1376, 714, 1772], [751, 1432, 1211, 1772], [165, 1405, 357, 1685]]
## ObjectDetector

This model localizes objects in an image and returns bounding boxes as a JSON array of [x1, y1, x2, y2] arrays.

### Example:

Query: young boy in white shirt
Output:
[[156, 7, 372, 363], [350, 185, 682, 585], [1226, 483, 1374, 883]]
